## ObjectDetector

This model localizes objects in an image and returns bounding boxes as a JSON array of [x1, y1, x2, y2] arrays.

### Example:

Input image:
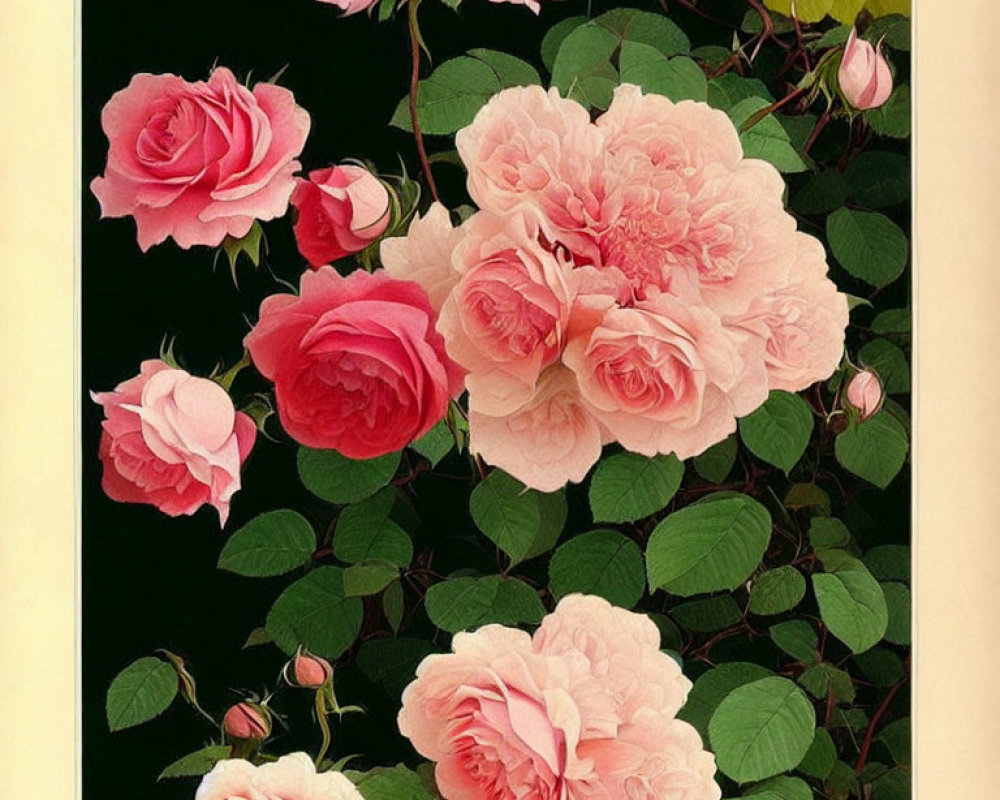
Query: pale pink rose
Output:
[[488, 0, 541, 13], [91, 360, 257, 526], [846, 368, 884, 420], [197, 753, 363, 800], [314, 0, 380, 15], [381, 202, 464, 313], [398, 594, 720, 800], [469, 366, 605, 492], [455, 86, 616, 251], [728, 233, 848, 393], [839, 28, 894, 111], [91, 67, 310, 252], [292, 165, 391, 268], [562, 292, 761, 459]]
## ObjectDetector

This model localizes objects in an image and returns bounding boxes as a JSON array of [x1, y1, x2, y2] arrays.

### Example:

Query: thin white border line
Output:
[[74, 0, 83, 796]]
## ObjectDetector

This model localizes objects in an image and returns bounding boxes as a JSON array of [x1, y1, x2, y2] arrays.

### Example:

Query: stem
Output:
[[856, 678, 908, 776], [746, 0, 775, 61], [314, 689, 332, 768], [804, 109, 831, 154], [407, 0, 439, 203]]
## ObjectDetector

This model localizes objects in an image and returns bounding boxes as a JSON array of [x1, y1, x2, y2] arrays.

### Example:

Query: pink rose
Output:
[[91, 360, 257, 527], [91, 67, 310, 252], [314, 0, 380, 15], [222, 702, 271, 741], [381, 202, 464, 313], [292, 165, 391, 268], [244, 267, 464, 459], [399, 594, 720, 800], [846, 368, 884, 421], [488, 0, 541, 13], [838, 28, 893, 111], [197, 753, 363, 800]]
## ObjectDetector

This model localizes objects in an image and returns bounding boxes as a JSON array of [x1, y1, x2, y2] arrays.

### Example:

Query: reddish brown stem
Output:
[[804, 109, 831, 154], [856, 678, 908, 776], [745, 0, 775, 60], [407, 0, 439, 203]]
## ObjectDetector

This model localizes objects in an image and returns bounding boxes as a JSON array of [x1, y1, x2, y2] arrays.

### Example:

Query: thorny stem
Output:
[[407, 0, 439, 203]]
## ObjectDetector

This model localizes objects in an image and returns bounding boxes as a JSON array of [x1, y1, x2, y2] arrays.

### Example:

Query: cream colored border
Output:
[[0, 0, 995, 796]]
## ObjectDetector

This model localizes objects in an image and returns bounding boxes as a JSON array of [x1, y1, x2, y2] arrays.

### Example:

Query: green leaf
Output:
[[589, 452, 684, 523], [749, 566, 807, 615], [467, 49, 541, 88], [835, 412, 908, 488], [707, 74, 773, 111], [549, 529, 645, 608], [799, 663, 856, 703], [825, 760, 860, 800], [730, 97, 808, 173], [649, 611, 684, 650], [425, 576, 545, 633], [218, 510, 315, 577], [158, 745, 232, 780], [763, 0, 832, 22], [242, 627, 273, 649], [870, 308, 911, 336], [812, 562, 889, 653], [619, 43, 708, 102], [770, 620, 819, 663], [410, 420, 454, 466], [880, 581, 910, 645], [351, 764, 437, 800], [343, 562, 400, 597], [858, 338, 910, 394], [678, 662, 773, 740], [791, 170, 848, 216], [878, 718, 911, 765], [808, 516, 853, 550], [744, 775, 812, 800], [221, 220, 264, 272], [390, 57, 500, 135], [866, 85, 911, 139], [828, 0, 868, 23], [541, 16, 587, 72], [784, 483, 831, 514], [870, 768, 911, 800], [383, 579, 405, 633], [297, 448, 400, 505], [739, 391, 814, 474], [335, 488, 413, 568], [593, 7, 690, 56], [647, 494, 771, 596], [265, 567, 364, 658], [551, 24, 619, 110], [863, 545, 910, 583], [106, 657, 178, 732], [742, 8, 796, 33], [865, 15, 911, 50], [826, 207, 908, 288], [691, 45, 732, 70], [470, 470, 567, 566], [670, 594, 742, 632], [853, 647, 905, 687], [709, 676, 816, 783], [356, 638, 437, 699], [844, 151, 910, 208], [694, 434, 738, 484], [797, 727, 836, 779]]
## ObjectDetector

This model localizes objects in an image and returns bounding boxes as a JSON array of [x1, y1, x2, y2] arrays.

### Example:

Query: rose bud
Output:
[[291, 165, 391, 268], [223, 702, 271, 741], [314, 0, 380, 15], [838, 28, 893, 111], [845, 368, 884, 421], [285, 649, 333, 689]]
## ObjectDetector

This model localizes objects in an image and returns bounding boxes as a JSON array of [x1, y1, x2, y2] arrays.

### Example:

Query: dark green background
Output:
[[82, 1, 908, 798]]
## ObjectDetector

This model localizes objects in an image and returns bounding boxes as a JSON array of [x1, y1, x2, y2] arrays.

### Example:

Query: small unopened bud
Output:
[[838, 28, 893, 111], [845, 368, 884, 421], [285, 647, 333, 689], [223, 701, 271, 741]]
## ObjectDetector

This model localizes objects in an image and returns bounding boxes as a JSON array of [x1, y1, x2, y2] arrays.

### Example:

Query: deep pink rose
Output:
[[91, 67, 310, 252], [91, 360, 257, 526], [399, 594, 721, 800], [839, 28, 893, 111], [292, 165, 391, 268], [314, 0, 380, 15], [244, 267, 464, 459], [197, 753, 363, 800]]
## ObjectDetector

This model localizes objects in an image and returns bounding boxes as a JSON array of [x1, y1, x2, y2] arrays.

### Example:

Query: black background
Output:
[[82, 1, 909, 797]]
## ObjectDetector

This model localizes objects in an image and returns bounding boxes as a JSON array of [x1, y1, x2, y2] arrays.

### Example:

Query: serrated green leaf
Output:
[[425, 576, 545, 633], [870, 308, 911, 336], [594, 7, 690, 56], [541, 16, 587, 72], [619, 43, 707, 102], [845, 151, 910, 208], [749, 566, 807, 615], [551, 24, 619, 110], [335, 488, 413, 568], [589, 452, 684, 523], [390, 57, 501, 135], [678, 662, 773, 740], [549, 529, 645, 608], [470, 470, 567, 565], [791, 170, 848, 216], [410, 419, 454, 466], [383, 579, 405, 633], [858, 338, 910, 394], [878, 718, 911, 765], [158, 745, 232, 780], [730, 97, 808, 172], [670, 594, 742, 632], [808, 516, 853, 550], [827, 207, 908, 288], [265, 567, 363, 657], [865, 85, 911, 138], [297, 448, 400, 505], [351, 764, 437, 800], [797, 727, 837, 779], [356, 638, 437, 699], [343, 562, 400, 597], [467, 49, 541, 88], [744, 775, 812, 800], [813, 564, 889, 653], [707, 74, 773, 111], [799, 662, 856, 703], [835, 412, 908, 488], [694, 434, 738, 484], [106, 657, 178, 732], [739, 391, 814, 474], [218, 510, 315, 577], [863, 545, 910, 583], [853, 647, 905, 686], [770, 620, 819, 663], [865, 14, 910, 50]]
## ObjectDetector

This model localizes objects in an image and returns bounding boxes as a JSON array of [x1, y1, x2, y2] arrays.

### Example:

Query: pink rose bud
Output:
[[291, 165, 391, 268], [846, 368, 884, 421], [314, 0, 380, 15], [290, 650, 332, 688], [838, 28, 893, 111], [223, 702, 271, 741]]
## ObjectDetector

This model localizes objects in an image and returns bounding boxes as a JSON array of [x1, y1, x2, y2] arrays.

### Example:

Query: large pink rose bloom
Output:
[[399, 594, 720, 800], [91, 360, 257, 526], [244, 267, 464, 459], [91, 67, 310, 251], [197, 753, 363, 800]]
